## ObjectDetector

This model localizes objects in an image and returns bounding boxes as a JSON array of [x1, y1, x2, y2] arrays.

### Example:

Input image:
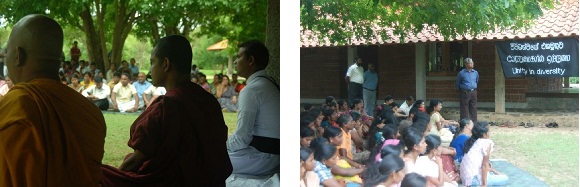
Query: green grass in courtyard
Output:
[[102, 112, 238, 167], [491, 129, 579, 187]]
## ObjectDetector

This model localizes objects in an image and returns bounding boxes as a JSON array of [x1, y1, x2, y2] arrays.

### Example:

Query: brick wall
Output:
[[301, 41, 563, 103], [426, 80, 457, 101], [527, 77, 563, 92], [377, 44, 416, 100], [300, 47, 347, 98]]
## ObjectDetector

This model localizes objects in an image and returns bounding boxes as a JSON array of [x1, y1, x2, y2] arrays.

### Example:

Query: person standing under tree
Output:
[[455, 58, 479, 122], [345, 57, 364, 106], [70, 41, 81, 63], [362, 63, 378, 116]]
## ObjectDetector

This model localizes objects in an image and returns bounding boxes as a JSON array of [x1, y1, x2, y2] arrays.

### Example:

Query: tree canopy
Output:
[[301, 0, 557, 45], [0, 0, 267, 70]]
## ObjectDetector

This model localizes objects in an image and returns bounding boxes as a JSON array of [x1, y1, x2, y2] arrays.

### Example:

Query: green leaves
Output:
[[301, 0, 557, 45]]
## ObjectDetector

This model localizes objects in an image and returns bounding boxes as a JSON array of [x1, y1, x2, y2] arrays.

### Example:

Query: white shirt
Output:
[[0, 84, 10, 96], [154, 87, 167, 96], [226, 70, 280, 152], [82, 84, 111, 99], [415, 156, 439, 178], [399, 101, 413, 115], [346, 63, 364, 84]]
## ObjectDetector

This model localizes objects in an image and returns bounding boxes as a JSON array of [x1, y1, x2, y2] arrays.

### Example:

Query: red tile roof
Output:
[[301, 0, 579, 47]]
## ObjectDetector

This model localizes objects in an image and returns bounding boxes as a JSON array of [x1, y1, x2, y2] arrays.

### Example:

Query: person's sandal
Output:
[[546, 122, 554, 128], [552, 122, 559, 128]]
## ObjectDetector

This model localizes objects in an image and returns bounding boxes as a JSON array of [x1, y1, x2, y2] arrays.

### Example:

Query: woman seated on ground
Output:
[[196, 73, 211, 92], [311, 139, 357, 187], [427, 99, 458, 145], [210, 74, 222, 96], [362, 154, 406, 187], [68, 74, 84, 93], [215, 75, 238, 112], [301, 147, 319, 187], [323, 126, 364, 185], [301, 126, 315, 148], [415, 134, 458, 187], [460, 122, 509, 186], [320, 108, 339, 128], [413, 112, 457, 157], [401, 173, 428, 187], [400, 127, 427, 174], [449, 119, 473, 163], [367, 122, 400, 164], [337, 99, 350, 114], [411, 100, 426, 113]]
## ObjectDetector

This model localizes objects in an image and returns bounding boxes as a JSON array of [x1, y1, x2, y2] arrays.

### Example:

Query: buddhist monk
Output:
[[100, 35, 233, 186], [0, 14, 106, 186]]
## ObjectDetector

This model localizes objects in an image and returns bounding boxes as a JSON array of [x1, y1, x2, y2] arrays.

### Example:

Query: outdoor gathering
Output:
[[300, 0, 578, 187], [0, 0, 280, 186]]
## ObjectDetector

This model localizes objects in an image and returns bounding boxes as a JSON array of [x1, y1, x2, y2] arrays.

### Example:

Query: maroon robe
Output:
[[101, 82, 233, 187]]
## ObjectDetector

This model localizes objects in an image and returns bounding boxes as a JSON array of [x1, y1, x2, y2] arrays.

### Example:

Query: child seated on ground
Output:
[[300, 147, 319, 187], [323, 126, 364, 185], [460, 122, 509, 186], [362, 154, 406, 187], [415, 134, 458, 187]]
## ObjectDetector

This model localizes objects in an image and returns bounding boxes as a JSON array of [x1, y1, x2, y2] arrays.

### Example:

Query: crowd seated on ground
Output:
[[52, 54, 245, 114], [300, 96, 509, 187]]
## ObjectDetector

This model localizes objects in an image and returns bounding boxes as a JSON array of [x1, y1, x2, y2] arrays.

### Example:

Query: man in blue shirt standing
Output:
[[362, 63, 378, 116], [456, 58, 479, 122]]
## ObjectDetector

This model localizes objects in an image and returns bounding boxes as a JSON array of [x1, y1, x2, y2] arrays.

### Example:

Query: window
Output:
[[427, 41, 469, 76]]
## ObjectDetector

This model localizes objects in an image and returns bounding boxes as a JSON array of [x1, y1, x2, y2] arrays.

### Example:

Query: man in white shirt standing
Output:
[[346, 57, 364, 106], [82, 76, 110, 110], [227, 40, 280, 176]]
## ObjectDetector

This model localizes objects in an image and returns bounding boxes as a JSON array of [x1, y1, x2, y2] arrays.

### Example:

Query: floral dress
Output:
[[459, 138, 494, 186]]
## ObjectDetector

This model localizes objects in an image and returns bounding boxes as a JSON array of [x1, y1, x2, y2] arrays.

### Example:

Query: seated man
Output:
[[132, 72, 152, 109], [0, 14, 106, 186], [82, 76, 111, 110], [0, 75, 14, 97], [80, 71, 95, 88], [228, 40, 280, 176], [107, 72, 121, 109], [101, 35, 232, 186], [111, 73, 139, 113]]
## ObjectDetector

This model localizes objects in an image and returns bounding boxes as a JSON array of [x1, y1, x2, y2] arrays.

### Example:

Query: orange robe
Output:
[[0, 78, 106, 187]]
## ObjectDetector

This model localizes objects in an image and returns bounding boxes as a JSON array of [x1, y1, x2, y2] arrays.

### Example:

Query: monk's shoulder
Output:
[[0, 86, 40, 127]]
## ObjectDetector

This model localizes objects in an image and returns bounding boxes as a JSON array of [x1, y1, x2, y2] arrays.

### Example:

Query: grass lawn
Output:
[[102, 112, 238, 167], [490, 126, 579, 187]]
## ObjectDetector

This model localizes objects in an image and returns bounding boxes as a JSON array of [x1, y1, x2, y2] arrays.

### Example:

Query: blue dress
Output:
[[450, 133, 469, 162]]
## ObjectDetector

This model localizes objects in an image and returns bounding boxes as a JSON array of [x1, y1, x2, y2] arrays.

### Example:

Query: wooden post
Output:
[[564, 77, 570, 88], [495, 46, 506, 113]]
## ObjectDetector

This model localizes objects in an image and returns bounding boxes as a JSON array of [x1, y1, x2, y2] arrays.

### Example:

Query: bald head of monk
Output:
[[149, 35, 192, 90], [5, 14, 63, 84]]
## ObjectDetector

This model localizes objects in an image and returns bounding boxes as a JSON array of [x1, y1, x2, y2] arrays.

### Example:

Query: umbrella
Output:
[[207, 39, 228, 51]]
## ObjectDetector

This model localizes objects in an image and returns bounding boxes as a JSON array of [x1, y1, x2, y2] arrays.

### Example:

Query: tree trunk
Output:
[[111, 0, 136, 74], [96, 0, 108, 71], [265, 0, 280, 84], [79, 6, 105, 75]]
